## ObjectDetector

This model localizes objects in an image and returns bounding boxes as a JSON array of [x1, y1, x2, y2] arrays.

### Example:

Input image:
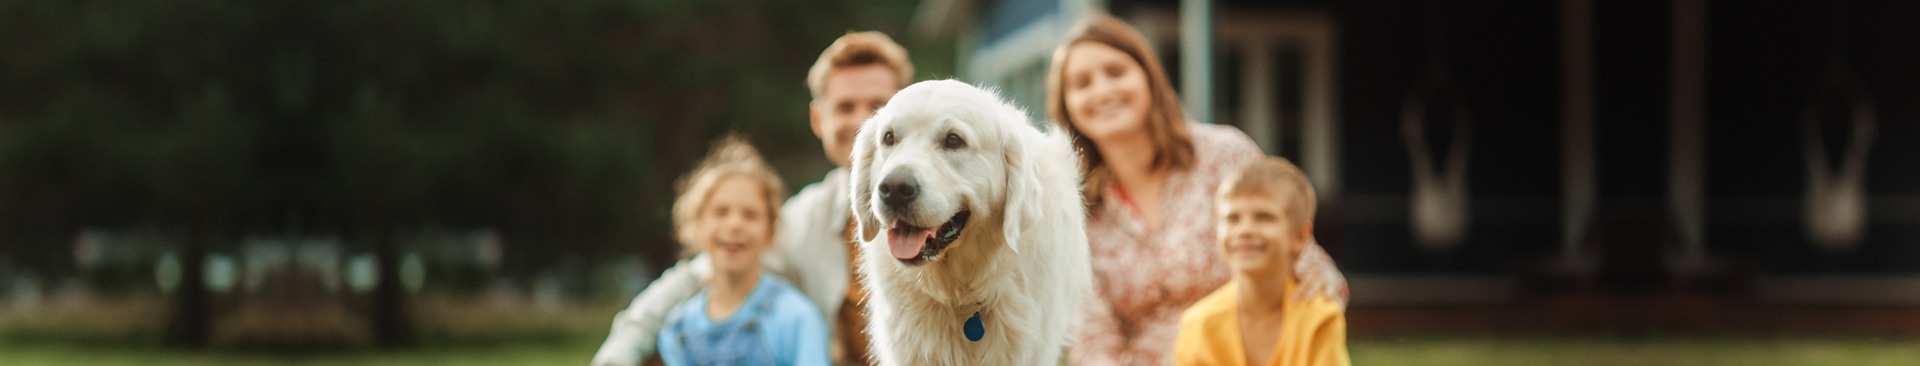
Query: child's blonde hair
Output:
[[1218, 157, 1317, 225], [670, 134, 787, 257]]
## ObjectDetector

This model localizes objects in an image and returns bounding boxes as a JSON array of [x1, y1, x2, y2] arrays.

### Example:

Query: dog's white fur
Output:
[[849, 80, 1091, 366]]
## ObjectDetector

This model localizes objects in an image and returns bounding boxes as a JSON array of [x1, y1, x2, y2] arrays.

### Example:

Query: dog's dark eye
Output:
[[882, 131, 896, 146], [943, 133, 965, 149]]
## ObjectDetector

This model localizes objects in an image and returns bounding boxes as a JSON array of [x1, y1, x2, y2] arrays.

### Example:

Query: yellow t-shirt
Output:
[[1173, 280, 1350, 366]]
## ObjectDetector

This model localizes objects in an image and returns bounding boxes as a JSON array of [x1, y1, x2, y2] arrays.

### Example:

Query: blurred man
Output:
[[592, 31, 913, 366]]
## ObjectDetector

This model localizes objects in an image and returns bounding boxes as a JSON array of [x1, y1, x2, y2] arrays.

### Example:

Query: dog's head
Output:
[[850, 80, 1048, 266]]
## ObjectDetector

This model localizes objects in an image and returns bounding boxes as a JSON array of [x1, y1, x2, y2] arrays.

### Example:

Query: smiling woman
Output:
[[1046, 15, 1349, 366]]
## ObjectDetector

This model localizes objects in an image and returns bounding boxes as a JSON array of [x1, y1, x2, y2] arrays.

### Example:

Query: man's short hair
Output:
[[806, 31, 913, 100], [1218, 157, 1317, 225]]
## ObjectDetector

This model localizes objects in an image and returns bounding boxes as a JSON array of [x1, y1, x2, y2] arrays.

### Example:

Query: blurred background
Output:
[[2, 0, 1920, 365]]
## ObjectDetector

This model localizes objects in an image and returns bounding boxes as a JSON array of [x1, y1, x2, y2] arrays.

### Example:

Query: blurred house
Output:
[[933, 0, 1920, 335]]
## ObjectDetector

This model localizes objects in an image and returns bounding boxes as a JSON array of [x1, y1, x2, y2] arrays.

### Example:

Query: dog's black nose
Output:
[[878, 171, 919, 209]]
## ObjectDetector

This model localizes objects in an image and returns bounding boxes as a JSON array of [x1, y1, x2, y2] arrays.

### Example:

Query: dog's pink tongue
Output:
[[888, 227, 932, 260]]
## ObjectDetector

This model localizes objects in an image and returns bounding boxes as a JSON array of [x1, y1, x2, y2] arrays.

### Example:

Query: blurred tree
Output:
[[0, 0, 951, 347]]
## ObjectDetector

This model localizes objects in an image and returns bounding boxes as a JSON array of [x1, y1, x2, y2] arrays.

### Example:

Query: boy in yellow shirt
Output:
[[1175, 157, 1350, 366]]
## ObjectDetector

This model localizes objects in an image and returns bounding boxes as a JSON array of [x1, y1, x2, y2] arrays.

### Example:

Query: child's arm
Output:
[[1309, 307, 1351, 366], [653, 315, 687, 366], [776, 293, 834, 366], [1171, 317, 1213, 366], [591, 256, 712, 366]]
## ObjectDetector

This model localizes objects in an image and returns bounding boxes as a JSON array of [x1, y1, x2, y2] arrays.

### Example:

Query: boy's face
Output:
[[699, 176, 776, 275], [1216, 192, 1311, 280], [811, 64, 899, 168]]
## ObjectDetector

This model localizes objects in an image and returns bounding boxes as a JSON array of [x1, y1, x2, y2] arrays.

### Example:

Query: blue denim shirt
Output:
[[658, 273, 830, 366]]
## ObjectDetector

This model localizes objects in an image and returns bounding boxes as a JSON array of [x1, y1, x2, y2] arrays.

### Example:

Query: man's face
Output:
[[1215, 192, 1310, 279], [811, 64, 899, 168]]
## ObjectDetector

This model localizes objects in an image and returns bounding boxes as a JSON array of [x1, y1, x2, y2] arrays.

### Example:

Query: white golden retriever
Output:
[[849, 80, 1091, 366]]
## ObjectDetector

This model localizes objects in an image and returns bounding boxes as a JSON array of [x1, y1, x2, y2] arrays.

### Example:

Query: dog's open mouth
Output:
[[886, 209, 971, 265]]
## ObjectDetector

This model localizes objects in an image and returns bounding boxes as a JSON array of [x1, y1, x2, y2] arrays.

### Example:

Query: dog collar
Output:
[[964, 312, 984, 342]]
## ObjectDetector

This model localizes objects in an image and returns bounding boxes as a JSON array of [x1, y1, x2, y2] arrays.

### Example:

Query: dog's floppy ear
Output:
[[1000, 124, 1045, 254], [849, 117, 883, 243]]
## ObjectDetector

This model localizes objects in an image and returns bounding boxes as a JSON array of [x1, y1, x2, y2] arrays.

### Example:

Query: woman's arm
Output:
[[591, 256, 711, 366], [1292, 239, 1349, 306], [1070, 293, 1130, 366]]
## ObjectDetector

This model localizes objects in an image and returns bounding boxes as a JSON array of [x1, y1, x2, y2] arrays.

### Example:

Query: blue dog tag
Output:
[[964, 312, 984, 342]]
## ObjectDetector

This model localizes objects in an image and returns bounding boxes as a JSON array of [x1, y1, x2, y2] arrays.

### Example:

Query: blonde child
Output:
[[1174, 157, 1350, 366], [594, 32, 914, 366], [653, 135, 829, 366]]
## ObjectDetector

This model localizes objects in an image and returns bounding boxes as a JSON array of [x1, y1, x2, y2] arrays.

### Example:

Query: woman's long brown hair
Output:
[[1045, 14, 1197, 208]]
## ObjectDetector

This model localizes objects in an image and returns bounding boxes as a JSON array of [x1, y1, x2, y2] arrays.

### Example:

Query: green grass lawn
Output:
[[6, 336, 1920, 366], [0, 340, 601, 366], [8, 297, 1920, 366]]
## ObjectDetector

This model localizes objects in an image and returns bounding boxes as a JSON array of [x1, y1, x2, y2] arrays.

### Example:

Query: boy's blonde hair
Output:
[[671, 134, 787, 257], [1218, 157, 1317, 225], [806, 31, 913, 100]]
